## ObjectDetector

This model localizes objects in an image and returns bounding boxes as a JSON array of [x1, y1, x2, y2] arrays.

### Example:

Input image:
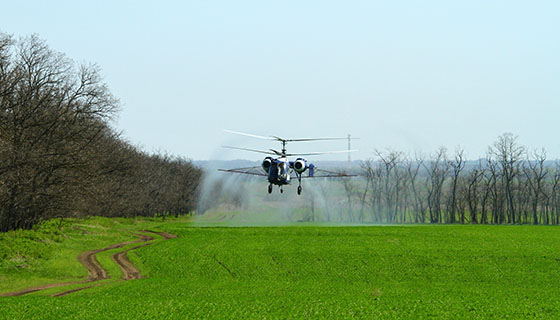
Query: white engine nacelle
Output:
[[262, 157, 272, 173], [293, 158, 307, 174]]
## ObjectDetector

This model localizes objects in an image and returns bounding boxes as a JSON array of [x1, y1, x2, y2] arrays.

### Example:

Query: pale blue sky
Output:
[[4, 1, 560, 160]]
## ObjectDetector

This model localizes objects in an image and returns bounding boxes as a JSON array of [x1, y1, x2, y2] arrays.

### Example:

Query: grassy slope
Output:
[[0, 217, 178, 294], [1, 220, 560, 319]]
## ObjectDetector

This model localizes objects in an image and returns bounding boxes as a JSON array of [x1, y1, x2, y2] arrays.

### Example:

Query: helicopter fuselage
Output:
[[266, 158, 292, 186]]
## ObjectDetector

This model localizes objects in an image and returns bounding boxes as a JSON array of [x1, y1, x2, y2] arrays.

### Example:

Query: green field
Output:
[[1, 217, 560, 319]]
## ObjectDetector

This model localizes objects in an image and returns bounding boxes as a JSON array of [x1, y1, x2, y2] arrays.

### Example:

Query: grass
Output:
[[1, 217, 560, 319], [0, 216, 177, 294]]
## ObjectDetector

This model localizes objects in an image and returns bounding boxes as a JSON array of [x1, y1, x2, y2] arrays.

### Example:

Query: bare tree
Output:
[[466, 161, 484, 224], [375, 150, 405, 223], [0, 34, 119, 230], [424, 147, 449, 223], [0, 34, 201, 231], [551, 162, 560, 225], [359, 159, 374, 222], [489, 133, 524, 224], [407, 155, 426, 223], [523, 149, 548, 224], [447, 148, 465, 223], [368, 164, 383, 222]]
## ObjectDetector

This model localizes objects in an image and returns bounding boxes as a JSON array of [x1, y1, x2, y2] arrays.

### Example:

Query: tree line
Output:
[[197, 133, 560, 226], [332, 133, 560, 225], [0, 34, 201, 232]]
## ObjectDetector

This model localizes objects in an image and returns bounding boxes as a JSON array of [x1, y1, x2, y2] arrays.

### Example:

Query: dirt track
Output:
[[112, 242, 152, 280], [0, 230, 175, 297]]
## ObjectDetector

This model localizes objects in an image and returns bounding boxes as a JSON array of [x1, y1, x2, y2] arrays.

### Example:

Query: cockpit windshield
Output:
[[278, 162, 288, 177]]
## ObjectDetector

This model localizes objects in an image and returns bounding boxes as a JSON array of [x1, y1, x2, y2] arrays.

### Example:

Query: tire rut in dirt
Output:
[[111, 242, 152, 280]]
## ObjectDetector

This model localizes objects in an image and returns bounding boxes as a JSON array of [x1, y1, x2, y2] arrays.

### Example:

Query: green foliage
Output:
[[2, 219, 560, 319]]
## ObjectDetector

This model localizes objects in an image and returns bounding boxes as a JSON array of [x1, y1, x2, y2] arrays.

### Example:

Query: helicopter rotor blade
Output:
[[274, 136, 358, 143], [286, 149, 359, 156], [223, 130, 276, 140], [225, 130, 358, 143], [284, 137, 352, 142], [222, 146, 277, 156]]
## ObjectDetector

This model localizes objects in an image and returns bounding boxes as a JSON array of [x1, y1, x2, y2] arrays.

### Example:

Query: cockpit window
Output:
[[278, 162, 287, 176]]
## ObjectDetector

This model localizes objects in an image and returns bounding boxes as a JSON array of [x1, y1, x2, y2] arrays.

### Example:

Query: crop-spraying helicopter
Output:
[[218, 130, 357, 195]]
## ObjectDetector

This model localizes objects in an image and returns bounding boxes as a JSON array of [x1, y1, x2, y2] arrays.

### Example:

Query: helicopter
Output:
[[218, 130, 357, 195]]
